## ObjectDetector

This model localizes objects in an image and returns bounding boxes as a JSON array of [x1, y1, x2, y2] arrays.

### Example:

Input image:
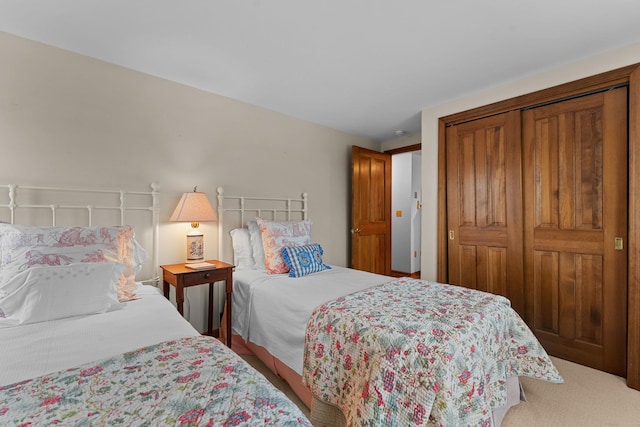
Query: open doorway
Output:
[[387, 144, 421, 278], [350, 143, 421, 277]]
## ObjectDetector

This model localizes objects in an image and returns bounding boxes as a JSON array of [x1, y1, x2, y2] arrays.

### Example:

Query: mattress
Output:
[[0, 284, 197, 386], [232, 265, 390, 374]]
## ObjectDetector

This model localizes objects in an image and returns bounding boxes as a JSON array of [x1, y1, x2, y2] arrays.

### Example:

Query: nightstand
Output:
[[160, 260, 234, 347]]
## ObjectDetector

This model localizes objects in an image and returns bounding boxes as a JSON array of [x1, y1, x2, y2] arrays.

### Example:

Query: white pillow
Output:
[[133, 239, 149, 274], [247, 220, 266, 270], [230, 228, 254, 270], [0, 262, 125, 327]]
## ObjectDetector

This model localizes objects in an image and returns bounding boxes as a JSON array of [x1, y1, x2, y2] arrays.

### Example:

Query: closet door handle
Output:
[[615, 237, 624, 250]]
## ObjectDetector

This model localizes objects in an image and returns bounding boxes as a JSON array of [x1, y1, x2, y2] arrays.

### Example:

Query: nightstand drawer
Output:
[[182, 269, 219, 285]]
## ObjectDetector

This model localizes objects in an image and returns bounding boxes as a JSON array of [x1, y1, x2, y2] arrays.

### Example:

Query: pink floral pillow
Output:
[[256, 218, 312, 274], [0, 224, 139, 301]]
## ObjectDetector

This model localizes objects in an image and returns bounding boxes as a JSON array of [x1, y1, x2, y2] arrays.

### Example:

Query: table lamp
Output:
[[170, 187, 217, 263]]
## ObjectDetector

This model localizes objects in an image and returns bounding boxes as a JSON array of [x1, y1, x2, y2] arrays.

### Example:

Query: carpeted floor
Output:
[[502, 357, 640, 426], [243, 355, 640, 426]]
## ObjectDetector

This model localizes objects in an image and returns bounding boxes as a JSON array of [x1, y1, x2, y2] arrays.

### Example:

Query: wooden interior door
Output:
[[446, 111, 525, 315], [351, 146, 391, 275], [522, 87, 628, 376]]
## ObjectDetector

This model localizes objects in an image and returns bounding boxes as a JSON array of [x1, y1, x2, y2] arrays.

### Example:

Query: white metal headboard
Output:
[[0, 183, 160, 282], [216, 187, 308, 264]]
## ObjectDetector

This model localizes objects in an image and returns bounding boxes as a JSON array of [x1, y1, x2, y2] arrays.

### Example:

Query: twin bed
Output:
[[0, 183, 562, 427], [0, 184, 311, 426], [216, 188, 563, 426]]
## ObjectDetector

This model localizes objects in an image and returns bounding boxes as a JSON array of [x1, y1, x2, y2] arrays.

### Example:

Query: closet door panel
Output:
[[446, 111, 524, 315], [523, 87, 627, 376]]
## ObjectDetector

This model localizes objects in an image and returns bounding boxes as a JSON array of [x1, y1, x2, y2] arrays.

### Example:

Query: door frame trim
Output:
[[437, 63, 640, 389], [385, 143, 422, 155]]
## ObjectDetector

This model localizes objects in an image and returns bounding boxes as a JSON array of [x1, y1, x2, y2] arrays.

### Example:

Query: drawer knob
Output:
[[204, 273, 211, 279]]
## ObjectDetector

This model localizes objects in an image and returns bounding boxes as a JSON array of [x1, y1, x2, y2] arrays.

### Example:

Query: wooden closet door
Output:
[[522, 87, 628, 376], [446, 111, 524, 315]]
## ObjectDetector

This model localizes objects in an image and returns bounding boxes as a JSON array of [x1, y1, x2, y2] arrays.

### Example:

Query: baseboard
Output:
[[390, 270, 421, 279]]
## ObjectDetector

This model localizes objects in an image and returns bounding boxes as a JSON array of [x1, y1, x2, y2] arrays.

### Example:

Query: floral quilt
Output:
[[0, 336, 311, 426], [303, 278, 563, 427]]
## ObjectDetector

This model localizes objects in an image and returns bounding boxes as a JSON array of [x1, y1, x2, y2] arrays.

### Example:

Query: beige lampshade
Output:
[[170, 191, 217, 224]]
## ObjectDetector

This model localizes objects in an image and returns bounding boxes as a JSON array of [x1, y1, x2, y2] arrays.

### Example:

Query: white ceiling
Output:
[[2, 0, 640, 142]]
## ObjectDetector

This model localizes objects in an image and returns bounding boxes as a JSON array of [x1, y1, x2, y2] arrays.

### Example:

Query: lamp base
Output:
[[186, 231, 204, 263]]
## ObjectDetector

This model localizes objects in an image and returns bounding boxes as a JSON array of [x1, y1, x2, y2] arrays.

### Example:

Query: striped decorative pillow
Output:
[[281, 243, 331, 278]]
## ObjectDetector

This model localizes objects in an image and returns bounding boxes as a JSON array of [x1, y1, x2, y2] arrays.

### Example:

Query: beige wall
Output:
[[420, 42, 640, 280], [0, 31, 378, 332]]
